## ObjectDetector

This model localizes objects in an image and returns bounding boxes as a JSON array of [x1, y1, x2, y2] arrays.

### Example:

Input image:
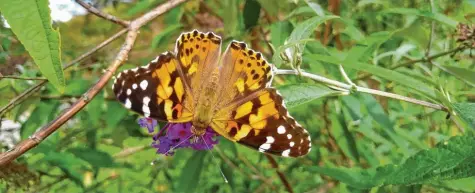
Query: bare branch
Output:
[[75, 0, 129, 27], [0, 0, 188, 166], [0, 29, 128, 118]]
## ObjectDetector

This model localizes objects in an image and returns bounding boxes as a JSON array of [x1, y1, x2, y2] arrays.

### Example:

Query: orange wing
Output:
[[212, 88, 311, 157], [113, 52, 192, 122]]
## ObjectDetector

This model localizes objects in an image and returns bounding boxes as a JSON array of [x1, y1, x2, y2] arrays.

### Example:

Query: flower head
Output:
[[138, 117, 158, 133], [138, 118, 220, 156]]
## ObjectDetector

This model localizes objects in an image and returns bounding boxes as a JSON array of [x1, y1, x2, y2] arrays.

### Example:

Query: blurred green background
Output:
[[1, 0, 475, 192]]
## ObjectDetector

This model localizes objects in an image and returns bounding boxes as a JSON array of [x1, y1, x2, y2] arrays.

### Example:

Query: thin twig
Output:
[[265, 154, 294, 193], [0, 0, 188, 166], [0, 76, 47, 81], [275, 69, 447, 111], [0, 29, 127, 118], [356, 46, 466, 80], [75, 0, 130, 27]]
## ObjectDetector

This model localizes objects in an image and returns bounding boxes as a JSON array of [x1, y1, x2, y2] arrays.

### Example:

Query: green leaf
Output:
[[346, 31, 393, 62], [151, 24, 182, 49], [310, 136, 475, 189], [20, 101, 59, 139], [41, 151, 90, 187], [270, 21, 293, 48], [68, 148, 116, 168], [0, 0, 65, 92], [437, 65, 475, 87], [277, 83, 343, 108], [243, 0, 261, 30], [287, 15, 339, 43], [105, 101, 128, 129], [85, 91, 104, 127], [309, 165, 394, 189], [222, 0, 240, 36], [305, 1, 325, 16], [453, 103, 475, 129], [383, 8, 458, 28], [175, 151, 207, 193], [276, 15, 338, 67], [360, 94, 408, 154]]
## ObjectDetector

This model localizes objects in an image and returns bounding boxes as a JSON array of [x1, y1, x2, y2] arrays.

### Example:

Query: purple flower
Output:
[[138, 118, 220, 156], [138, 118, 157, 133]]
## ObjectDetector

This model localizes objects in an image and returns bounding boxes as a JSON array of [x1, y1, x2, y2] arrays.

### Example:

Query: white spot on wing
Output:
[[151, 57, 159, 63], [140, 80, 148, 90], [126, 89, 131, 95], [125, 98, 132, 109], [287, 134, 292, 139], [277, 125, 286, 134], [282, 149, 290, 157], [290, 142, 295, 147], [265, 136, 275, 144], [143, 97, 151, 117], [132, 84, 138, 89], [259, 143, 271, 152], [131, 67, 139, 72]]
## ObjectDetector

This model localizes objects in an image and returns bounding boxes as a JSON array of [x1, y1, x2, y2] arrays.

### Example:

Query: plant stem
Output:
[[75, 0, 130, 27], [275, 69, 447, 111]]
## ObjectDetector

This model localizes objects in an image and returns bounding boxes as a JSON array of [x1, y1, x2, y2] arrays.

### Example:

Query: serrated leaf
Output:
[[69, 148, 116, 168], [243, 0, 261, 30], [175, 151, 207, 193], [453, 103, 475, 129], [310, 136, 475, 189], [0, 0, 65, 92], [277, 83, 343, 108]]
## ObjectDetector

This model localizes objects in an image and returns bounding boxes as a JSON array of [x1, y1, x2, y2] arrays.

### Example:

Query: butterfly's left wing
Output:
[[113, 52, 193, 122], [211, 88, 311, 157]]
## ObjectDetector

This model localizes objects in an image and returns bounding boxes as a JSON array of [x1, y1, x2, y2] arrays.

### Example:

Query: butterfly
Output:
[[112, 30, 311, 157]]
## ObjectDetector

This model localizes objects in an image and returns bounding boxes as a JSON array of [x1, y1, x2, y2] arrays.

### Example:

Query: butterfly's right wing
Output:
[[211, 88, 311, 157], [113, 52, 192, 122]]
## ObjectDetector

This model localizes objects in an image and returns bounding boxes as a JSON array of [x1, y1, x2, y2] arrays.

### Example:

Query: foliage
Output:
[[1, 0, 475, 192], [0, 0, 64, 92]]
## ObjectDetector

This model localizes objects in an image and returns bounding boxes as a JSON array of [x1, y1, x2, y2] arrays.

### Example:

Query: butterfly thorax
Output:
[[191, 69, 220, 136]]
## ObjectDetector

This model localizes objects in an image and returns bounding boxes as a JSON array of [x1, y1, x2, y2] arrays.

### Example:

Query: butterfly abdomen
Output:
[[192, 69, 220, 131]]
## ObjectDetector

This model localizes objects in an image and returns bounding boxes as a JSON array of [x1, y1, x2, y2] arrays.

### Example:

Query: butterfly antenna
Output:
[[201, 136, 228, 183], [151, 134, 194, 165]]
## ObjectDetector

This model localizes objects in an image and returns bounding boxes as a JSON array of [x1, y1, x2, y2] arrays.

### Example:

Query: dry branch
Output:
[[0, 0, 188, 166]]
